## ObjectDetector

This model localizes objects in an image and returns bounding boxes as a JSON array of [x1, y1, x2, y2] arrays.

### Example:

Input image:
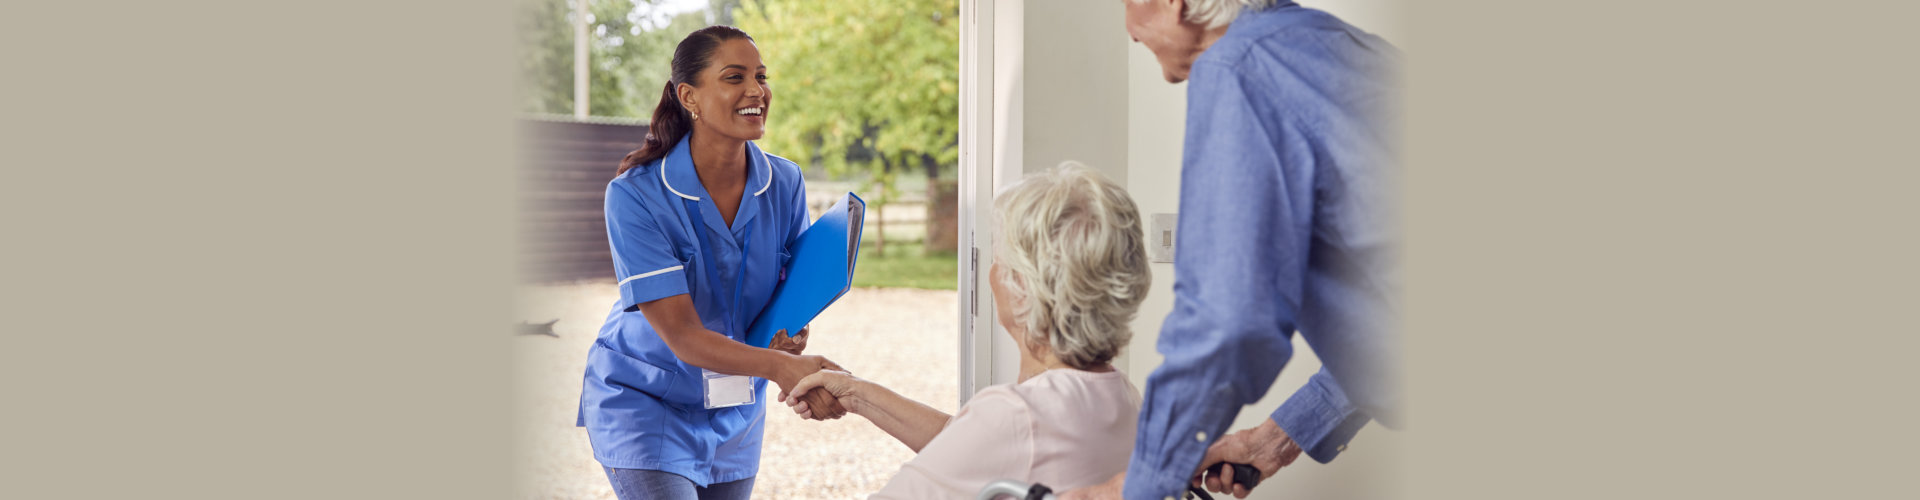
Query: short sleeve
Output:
[[871, 389, 1033, 500], [605, 181, 689, 309]]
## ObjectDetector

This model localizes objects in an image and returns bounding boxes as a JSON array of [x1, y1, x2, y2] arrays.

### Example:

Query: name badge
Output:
[[702, 368, 756, 409]]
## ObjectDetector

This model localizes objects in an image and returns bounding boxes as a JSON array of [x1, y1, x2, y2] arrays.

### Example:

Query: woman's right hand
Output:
[[768, 327, 810, 355], [783, 369, 860, 420]]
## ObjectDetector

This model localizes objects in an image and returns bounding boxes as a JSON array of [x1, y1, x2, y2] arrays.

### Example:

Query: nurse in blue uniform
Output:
[[578, 26, 848, 500]]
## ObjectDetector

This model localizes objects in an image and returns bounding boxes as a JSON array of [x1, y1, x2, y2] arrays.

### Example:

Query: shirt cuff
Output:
[[1271, 369, 1371, 463], [1122, 384, 1237, 500], [1121, 464, 1198, 500]]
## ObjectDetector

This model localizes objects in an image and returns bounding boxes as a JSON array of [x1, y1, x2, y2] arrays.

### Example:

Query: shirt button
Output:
[[1337, 444, 1348, 452], [1196, 431, 1208, 442]]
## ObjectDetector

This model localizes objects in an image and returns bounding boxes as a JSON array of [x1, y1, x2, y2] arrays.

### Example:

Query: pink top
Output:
[[871, 368, 1143, 500]]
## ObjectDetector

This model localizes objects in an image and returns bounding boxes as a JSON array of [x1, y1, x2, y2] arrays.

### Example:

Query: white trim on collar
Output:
[[661, 160, 699, 201], [753, 149, 773, 197]]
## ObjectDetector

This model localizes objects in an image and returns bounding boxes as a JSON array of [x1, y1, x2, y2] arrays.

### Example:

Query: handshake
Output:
[[767, 327, 853, 420]]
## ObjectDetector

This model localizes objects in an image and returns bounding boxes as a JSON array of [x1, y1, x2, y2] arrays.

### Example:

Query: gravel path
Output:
[[515, 282, 960, 499]]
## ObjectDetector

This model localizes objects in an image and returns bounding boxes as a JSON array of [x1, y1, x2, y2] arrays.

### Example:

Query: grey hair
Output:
[[992, 162, 1152, 370], [1131, 0, 1276, 30]]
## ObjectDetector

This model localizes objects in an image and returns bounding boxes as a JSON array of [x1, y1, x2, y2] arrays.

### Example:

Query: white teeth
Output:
[[736, 107, 763, 116]]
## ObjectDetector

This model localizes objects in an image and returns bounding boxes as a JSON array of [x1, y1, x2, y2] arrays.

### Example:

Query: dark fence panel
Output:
[[520, 118, 647, 283]]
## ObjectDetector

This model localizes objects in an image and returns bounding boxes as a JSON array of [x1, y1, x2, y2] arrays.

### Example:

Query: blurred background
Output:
[[512, 1, 961, 499]]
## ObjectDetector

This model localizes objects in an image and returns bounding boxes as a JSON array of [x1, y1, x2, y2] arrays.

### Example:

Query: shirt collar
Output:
[[1242, 1, 1299, 20], [745, 140, 773, 198], [659, 135, 773, 201], [661, 134, 772, 235]]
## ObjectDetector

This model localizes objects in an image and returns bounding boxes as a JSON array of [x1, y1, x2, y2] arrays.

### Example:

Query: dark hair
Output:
[[618, 25, 755, 175]]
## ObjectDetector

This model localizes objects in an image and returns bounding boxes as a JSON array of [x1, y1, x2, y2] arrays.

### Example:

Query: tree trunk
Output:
[[926, 178, 958, 253], [874, 154, 890, 257]]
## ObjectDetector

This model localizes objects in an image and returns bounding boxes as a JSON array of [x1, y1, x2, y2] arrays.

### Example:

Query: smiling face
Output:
[[1124, 0, 1207, 83], [679, 38, 771, 142]]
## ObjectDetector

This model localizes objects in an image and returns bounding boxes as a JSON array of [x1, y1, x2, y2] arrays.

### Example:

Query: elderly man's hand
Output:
[[1191, 419, 1302, 498], [1057, 472, 1124, 500]]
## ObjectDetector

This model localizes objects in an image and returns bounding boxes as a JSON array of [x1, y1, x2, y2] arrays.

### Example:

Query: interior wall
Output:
[[1122, 1, 1404, 499], [985, 0, 1022, 386], [987, 0, 1133, 386]]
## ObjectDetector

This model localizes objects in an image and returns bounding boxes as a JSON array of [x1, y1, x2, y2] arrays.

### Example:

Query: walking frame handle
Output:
[[979, 462, 1259, 500], [978, 479, 1055, 500]]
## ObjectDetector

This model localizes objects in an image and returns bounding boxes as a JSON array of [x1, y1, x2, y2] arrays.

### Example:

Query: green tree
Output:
[[735, 0, 959, 254], [516, 0, 574, 115], [735, 0, 959, 175], [517, 0, 711, 118], [588, 0, 714, 118]]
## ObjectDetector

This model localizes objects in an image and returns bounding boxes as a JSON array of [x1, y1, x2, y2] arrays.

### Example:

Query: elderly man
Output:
[[1065, 1, 1401, 499]]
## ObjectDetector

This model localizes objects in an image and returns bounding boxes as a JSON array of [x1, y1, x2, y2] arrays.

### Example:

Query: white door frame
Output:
[[956, 0, 997, 404]]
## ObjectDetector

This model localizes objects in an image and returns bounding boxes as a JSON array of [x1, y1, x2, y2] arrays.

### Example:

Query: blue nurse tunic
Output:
[[577, 135, 809, 486]]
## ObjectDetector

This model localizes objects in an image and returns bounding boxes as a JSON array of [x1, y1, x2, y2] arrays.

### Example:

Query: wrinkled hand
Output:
[[1192, 419, 1302, 498], [791, 387, 848, 420], [769, 326, 811, 355], [774, 354, 843, 393], [781, 369, 859, 420], [768, 327, 845, 418], [1056, 472, 1124, 500]]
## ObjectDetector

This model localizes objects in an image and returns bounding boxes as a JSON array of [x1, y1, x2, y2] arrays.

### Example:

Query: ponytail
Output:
[[616, 25, 755, 175], [619, 81, 692, 174]]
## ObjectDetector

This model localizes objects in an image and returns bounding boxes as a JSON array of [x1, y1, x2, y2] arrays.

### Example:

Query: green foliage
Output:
[[589, 1, 713, 118], [852, 245, 958, 290], [735, 0, 960, 204], [516, 0, 575, 114], [517, 0, 712, 118]]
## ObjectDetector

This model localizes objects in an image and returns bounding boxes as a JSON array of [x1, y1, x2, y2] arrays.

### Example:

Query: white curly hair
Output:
[[992, 162, 1152, 370], [1130, 0, 1277, 30]]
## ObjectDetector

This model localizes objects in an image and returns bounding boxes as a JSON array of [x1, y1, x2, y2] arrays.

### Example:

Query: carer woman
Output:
[[577, 25, 845, 500]]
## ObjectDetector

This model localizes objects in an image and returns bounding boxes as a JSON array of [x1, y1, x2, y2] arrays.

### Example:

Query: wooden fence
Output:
[[519, 117, 644, 283]]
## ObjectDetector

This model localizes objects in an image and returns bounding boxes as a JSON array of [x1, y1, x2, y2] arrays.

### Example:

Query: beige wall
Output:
[[1123, 2, 1404, 499], [986, 0, 1134, 385]]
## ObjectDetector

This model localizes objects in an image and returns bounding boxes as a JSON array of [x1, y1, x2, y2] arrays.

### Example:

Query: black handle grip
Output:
[[1208, 462, 1262, 490], [1025, 483, 1053, 500]]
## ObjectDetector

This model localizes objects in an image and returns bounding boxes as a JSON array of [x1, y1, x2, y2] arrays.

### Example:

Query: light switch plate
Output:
[[1149, 213, 1177, 263]]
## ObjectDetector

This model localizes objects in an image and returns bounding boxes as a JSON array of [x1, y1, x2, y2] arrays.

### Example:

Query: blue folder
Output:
[[744, 192, 865, 348]]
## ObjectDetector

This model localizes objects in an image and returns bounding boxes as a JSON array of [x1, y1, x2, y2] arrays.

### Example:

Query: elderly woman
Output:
[[781, 163, 1153, 499]]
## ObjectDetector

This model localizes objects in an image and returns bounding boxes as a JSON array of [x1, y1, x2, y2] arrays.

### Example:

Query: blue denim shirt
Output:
[[1124, 4, 1402, 499]]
